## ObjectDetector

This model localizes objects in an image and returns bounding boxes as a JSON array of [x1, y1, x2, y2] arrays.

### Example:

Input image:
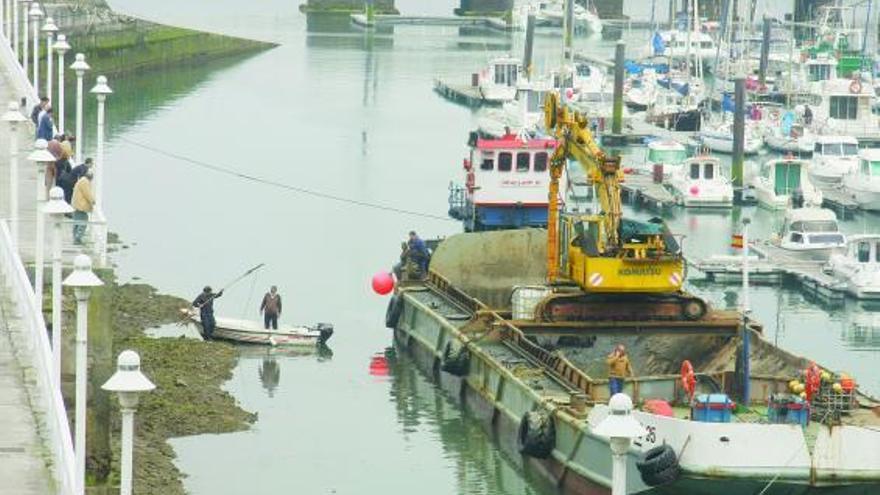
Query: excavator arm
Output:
[[544, 92, 623, 281]]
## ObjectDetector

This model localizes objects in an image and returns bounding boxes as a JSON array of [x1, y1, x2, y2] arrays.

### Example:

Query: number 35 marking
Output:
[[645, 425, 657, 444]]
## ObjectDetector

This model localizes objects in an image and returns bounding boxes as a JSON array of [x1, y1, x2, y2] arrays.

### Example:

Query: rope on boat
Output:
[[119, 137, 456, 222]]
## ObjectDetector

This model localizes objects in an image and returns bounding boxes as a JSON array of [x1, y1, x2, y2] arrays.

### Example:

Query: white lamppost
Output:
[[44, 186, 72, 387], [90, 76, 111, 208], [593, 393, 648, 495], [2, 101, 26, 249], [53, 33, 69, 134], [26, 138, 53, 312], [102, 350, 155, 495], [70, 53, 89, 164], [62, 254, 103, 495], [41, 16, 56, 105], [11, 0, 18, 62], [19, 0, 30, 73], [28, 2, 41, 91]]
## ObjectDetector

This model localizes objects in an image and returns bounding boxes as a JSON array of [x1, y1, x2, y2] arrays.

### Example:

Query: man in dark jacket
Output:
[[259, 286, 282, 330], [407, 231, 429, 275], [61, 158, 91, 203], [192, 286, 223, 341], [37, 107, 55, 141], [30, 96, 48, 126]]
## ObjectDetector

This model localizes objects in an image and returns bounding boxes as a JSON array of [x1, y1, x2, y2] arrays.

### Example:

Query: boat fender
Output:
[[849, 79, 862, 94], [636, 444, 680, 486], [441, 341, 470, 376], [385, 295, 403, 329], [518, 411, 555, 459]]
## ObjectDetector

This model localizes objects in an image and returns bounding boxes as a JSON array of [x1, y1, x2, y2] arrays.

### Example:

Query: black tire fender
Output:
[[636, 444, 680, 486], [518, 411, 556, 459], [441, 341, 470, 377], [385, 294, 403, 329]]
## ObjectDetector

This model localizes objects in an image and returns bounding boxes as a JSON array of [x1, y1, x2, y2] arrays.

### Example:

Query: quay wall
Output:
[[300, 0, 399, 14]]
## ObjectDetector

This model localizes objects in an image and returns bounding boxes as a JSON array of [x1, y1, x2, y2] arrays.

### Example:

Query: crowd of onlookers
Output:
[[31, 96, 96, 245]]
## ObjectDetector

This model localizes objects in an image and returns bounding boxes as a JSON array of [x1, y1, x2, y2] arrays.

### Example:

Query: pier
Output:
[[619, 171, 677, 210]]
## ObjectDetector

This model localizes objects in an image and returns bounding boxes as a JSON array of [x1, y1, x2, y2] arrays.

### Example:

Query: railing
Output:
[[0, 30, 38, 108], [0, 220, 76, 495]]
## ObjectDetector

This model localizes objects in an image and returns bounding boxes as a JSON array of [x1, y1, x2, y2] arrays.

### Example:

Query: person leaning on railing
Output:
[[71, 171, 95, 245]]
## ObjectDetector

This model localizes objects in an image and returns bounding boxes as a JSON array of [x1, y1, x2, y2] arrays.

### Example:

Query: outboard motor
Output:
[[315, 323, 334, 345], [791, 188, 805, 209]]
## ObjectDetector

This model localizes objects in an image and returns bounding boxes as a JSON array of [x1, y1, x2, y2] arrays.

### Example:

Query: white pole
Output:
[[9, 121, 19, 248], [34, 164, 45, 310], [31, 12, 38, 92], [742, 218, 750, 313], [95, 93, 105, 206], [75, 68, 83, 163], [12, 1, 18, 62], [51, 215, 61, 386], [73, 287, 89, 495], [21, 4, 27, 79], [609, 437, 630, 495], [120, 407, 134, 495], [45, 30, 52, 108], [56, 42, 65, 133]]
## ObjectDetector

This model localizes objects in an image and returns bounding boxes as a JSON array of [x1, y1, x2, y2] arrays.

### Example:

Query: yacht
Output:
[[751, 157, 823, 210], [475, 56, 522, 104], [514, 0, 603, 34], [655, 30, 717, 66], [775, 207, 846, 260], [827, 235, 880, 299], [842, 149, 880, 210], [666, 154, 733, 207], [698, 120, 764, 154], [809, 78, 880, 142], [809, 134, 859, 185]]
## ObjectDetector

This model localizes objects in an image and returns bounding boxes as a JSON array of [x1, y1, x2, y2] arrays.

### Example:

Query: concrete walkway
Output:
[[0, 280, 56, 494]]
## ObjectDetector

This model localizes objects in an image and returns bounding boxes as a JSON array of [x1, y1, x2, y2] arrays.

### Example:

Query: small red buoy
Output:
[[369, 354, 389, 377], [689, 185, 700, 196], [371, 272, 394, 295]]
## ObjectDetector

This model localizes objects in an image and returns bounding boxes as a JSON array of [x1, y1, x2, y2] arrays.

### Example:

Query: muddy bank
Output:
[[63, 278, 255, 494]]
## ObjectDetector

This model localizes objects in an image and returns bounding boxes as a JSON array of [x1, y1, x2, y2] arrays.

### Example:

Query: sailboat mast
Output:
[[563, 0, 575, 64]]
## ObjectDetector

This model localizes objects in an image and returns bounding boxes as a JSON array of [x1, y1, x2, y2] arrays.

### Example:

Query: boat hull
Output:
[[698, 134, 762, 154], [846, 187, 880, 211], [182, 309, 333, 346]]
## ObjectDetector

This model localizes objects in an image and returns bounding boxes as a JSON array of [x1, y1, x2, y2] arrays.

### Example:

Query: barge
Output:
[[386, 229, 880, 495]]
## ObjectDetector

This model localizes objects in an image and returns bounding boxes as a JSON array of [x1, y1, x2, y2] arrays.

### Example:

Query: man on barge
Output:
[[607, 344, 635, 396]]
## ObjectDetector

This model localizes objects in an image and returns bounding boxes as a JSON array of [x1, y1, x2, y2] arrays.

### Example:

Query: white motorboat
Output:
[[655, 29, 717, 66], [809, 77, 880, 142], [643, 139, 687, 175], [775, 207, 846, 260], [763, 116, 815, 155], [475, 56, 522, 104], [827, 235, 880, 299], [521, 0, 603, 34], [181, 309, 333, 346], [666, 154, 733, 207], [842, 149, 880, 210], [698, 121, 764, 154], [809, 134, 859, 185], [751, 157, 823, 210]]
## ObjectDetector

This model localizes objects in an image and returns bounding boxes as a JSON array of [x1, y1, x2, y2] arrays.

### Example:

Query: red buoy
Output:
[[372, 272, 394, 295], [689, 185, 700, 196]]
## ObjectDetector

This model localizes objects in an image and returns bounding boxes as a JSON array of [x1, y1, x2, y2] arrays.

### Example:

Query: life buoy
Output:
[[681, 360, 696, 401], [849, 79, 862, 94], [769, 109, 781, 121]]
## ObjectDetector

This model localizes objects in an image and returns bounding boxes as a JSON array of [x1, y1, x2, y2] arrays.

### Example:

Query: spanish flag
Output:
[[731, 234, 744, 249]]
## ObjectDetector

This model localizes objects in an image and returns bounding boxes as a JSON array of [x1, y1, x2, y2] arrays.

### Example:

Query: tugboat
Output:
[[448, 131, 561, 231]]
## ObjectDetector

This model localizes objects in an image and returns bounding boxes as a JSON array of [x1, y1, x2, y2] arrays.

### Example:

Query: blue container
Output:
[[692, 393, 734, 423], [768, 397, 810, 427]]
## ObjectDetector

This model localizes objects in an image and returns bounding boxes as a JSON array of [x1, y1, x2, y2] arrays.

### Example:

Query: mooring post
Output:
[[758, 16, 771, 85], [612, 41, 625, 135], [563, 0, 574, 62], [365, 0, 374, 23], [732, 75, 745, 201], [523, 11, 536, 80], [741, 217, 751, 407]]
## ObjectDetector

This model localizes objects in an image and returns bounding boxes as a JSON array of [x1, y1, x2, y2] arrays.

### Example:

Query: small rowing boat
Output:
[[180, 309, 333, 346]]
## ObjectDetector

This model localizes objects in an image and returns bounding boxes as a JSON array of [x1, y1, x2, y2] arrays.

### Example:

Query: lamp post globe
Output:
[[593, 393, 647, 495]]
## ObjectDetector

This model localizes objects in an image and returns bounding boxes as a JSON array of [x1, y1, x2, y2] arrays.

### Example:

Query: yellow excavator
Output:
[[536, 92, 708, 321]]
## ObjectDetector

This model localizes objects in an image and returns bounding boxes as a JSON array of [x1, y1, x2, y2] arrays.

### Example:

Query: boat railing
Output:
[[0, 220, 76, 495]]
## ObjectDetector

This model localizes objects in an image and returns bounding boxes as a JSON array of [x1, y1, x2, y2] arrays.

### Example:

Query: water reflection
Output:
[[305, 13, 394, 49], [259, 354, 280, 397]]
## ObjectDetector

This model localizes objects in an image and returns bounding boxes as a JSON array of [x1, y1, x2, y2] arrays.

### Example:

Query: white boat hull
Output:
[[182, 309, 333, 346], [699, 134, 763, 154], [845, 187, 880, 211]]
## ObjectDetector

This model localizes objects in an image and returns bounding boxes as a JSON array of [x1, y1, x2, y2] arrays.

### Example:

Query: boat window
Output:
[[870, 161, 880, 176], [526, 91, 546, 113], [815, 143, 823, 153], [690, 163, 700, 179], [700, 41, 713, 48], [647, 148, 687, 164], [516, 152, 530, 172], [829, 96, 858, 120], [480, 158, 494, 171], [809, 233, 844, 244], [508, 65, 518, 86], [800, 220, 838, 232], [774, 162, 802, 196], [703, 162, 714, 179], [861, 160, 870, 175], [876, 243, 880, 262], [498, 152, 512, 172], [790, 233, 803, 243], [842, 143, 858, 155], [858, 242, 871, 262], [495, 65, 505, 85], [534, 152, 548, 172], [576, 64, 591, 77], [808, 64, 832, 81]]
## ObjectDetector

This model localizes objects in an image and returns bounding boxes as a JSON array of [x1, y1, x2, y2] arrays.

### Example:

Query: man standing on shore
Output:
[[193, 286, 224, 341], [71, 171, 95, 244], [260, 286, 282, 330]]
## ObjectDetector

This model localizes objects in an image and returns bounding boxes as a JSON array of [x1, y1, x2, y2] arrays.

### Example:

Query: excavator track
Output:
[[535, 291, 709, 322]]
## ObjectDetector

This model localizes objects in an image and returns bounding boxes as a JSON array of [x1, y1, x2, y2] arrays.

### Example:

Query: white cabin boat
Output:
[[666, 154, 733, 207], [182, 309, 333, 346], [810, 134, 859, 185], [827, 235, 880, 299], [752, 157, 823, 210], [842, 149, 880, 210], [775, 207, 846, 260], [520, 0, 603, 34], [476, 56, 522, 104], [809, 78, 880, 142], [698, 121, 764, 154], [656, 30, 717, 65]]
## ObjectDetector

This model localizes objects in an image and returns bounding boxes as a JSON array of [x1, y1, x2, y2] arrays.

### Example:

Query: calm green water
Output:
[[86, 0, 880, 493]]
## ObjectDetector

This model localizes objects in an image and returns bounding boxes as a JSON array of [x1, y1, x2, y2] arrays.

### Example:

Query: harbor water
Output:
[[90, 0, 880, 493]]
